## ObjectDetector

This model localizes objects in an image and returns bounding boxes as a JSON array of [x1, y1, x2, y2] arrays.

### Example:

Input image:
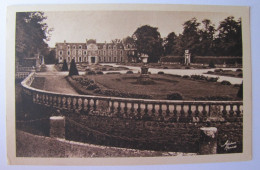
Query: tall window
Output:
[[120, 50, 123, 56], [79, 45, 82, 49], [67, 51, 70, 55], [59, 51, 63, 56], [73, 45, 76, 49], [67, 45, 70, 49], [68, 57, 71, 62], [103, 50, 106, 55], [84, 50, 87, 55]]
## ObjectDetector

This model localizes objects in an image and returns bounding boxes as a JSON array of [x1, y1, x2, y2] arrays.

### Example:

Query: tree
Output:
[[45, 49, 56, 64], [16, 12, 52, 60], [163, 32, 177, 56], [69, 59, 79, 76], [215, 16, 242, 56], [180, 18, 201, 56], [198, 19, 216, 56], [61, 59, 68, 71], [132, 25, 163, 63]]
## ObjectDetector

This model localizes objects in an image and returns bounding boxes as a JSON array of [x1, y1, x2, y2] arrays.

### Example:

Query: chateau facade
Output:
[[55, 39, 136, 64]]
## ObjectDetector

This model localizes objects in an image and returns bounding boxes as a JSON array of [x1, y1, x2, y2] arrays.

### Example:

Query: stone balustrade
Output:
[[21, 73, 243, 121]]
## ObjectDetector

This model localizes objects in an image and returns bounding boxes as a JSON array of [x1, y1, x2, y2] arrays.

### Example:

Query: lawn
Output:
[[70, 73, 241, 100]]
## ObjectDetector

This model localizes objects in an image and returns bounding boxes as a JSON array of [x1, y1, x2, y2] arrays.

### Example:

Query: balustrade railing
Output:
[[21, 73, 243, 121]]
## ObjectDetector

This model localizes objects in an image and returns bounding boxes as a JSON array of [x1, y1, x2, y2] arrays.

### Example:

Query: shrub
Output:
[[87, 71, 96, 75], [69, 59, 79, 76], [61, 59, 68, 71], [237, 82, 243, 98], [214, 69, 223, 72], [207, 71, 214, 74], [182, 75, 190, 79], [101, 68, 107, 71], [96, 71, 103, 75], [237, 73, 243, 77], [221, 80, 231, 85], [86, 83, 99, 90], [126, 70, 133, 74], [194, 96, 232, 101], [163, 66, 168, 69], [107, 72, 121, 74], [209, 60, 215, 68], [207, 77, 219, 82], [158, 71, 164, 74], [167, 93, 183, 100], [236, 69, 242, 72], [185, 66, 190, 69]]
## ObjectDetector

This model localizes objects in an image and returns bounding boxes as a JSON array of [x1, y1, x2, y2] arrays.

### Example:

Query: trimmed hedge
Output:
[[167, 93, 183, 100]]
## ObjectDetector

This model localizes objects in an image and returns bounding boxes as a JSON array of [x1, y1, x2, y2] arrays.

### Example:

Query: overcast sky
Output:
[[44, 11, 240, 47]]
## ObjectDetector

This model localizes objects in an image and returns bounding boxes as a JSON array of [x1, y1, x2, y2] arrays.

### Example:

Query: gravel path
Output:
[[36, 65, 79, 95]]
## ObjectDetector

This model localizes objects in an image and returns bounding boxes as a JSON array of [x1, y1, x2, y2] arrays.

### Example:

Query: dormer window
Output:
[[73, 45, 76, 49], [79, 45, 82, 49], [108, 45, 111, 49], [113, 45, 117, 49]]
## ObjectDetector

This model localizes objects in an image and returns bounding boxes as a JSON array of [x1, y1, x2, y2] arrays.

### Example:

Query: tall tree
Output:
[[181, 18, 201, 55], [198, 19, 216, 56], [16, 12, 52, 60], [215, 16, 242, 56], [132, 25, 163, 63], [163, 32, 177, 56]]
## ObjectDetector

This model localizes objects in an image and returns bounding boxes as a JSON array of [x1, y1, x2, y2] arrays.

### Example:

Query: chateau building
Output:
[[55, 39, 136, 64]]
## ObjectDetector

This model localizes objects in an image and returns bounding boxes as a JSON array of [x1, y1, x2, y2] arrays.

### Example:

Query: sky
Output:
[[44, 11, 240, 47]]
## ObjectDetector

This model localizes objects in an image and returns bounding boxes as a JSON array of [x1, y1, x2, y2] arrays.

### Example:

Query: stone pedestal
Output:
[[137, 65, 154, 84], [50, 116, 65, 139], [199, 127, 218, 155]]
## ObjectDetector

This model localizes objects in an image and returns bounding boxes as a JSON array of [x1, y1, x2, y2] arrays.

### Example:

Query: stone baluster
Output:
[[222, 104, 227, 117], [80, 98, 85, 112], [124, 101, 128, 117], [130, 102, 135, 118], [93, 99, 97, 111], [53, 95, 57, 107], [117, 101, 121, 116], [195, 105, 199, 117], [144, 103, 149, 118], [236, 104, 241, 116], [136, 103, 141, 118], [229, 105, 234, 116], [110, 100, 115, 114], [166, 104, 170, 117], [180, 104, 185, 117], [188, 104, 192, 117], [202, 104, 207, 116], [151, 104, 156, 118], [86, 99, 91, 114]]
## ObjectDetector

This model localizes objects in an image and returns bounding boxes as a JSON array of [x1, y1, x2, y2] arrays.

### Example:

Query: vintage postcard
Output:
[[6, 4, 251, 165]]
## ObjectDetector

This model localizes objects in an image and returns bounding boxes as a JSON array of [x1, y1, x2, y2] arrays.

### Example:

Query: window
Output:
[[67, 51, 70, 55], [113, 45, 116, 49], [84, 50, 87, 55], [103, 45, 106, 49], [79, 57, 82, 62], [108, 45, 111, 49], [114, 51, 117, 56], [110, 51, 113, 55], [73, 57, 76, 62], [59, 57, 63, 60], [120, 50, 123, 56], [67, 45, 70, 49], [73, 45, 76, 49], [73, 50, 76, 55], [79, 45, 82, 49], [120, 56, 123, 62], [68, 57, 71, 62], [78, 50, 82, 55], [114, 57, 117, 62], [84, 57, 87, 62], [103, 57, 106, 62], [103, 50, 106, 55]]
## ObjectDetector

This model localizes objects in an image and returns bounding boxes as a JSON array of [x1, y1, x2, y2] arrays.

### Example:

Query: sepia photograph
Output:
[[6, 4, 251, 165]]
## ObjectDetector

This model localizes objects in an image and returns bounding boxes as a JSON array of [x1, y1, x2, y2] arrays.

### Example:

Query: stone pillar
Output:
[[50, 116, 65, 139], [199, 127, 218, 154]]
